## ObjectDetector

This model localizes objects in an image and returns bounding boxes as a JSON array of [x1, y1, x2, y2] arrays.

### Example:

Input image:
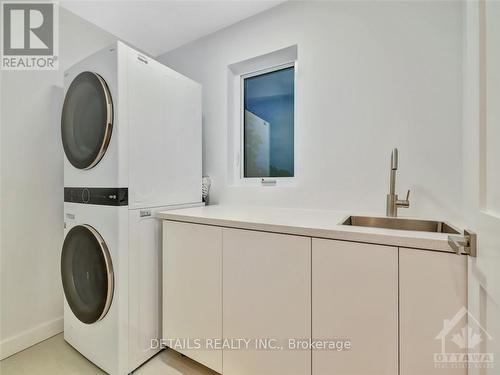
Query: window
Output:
[[242, 64, 295, 179]]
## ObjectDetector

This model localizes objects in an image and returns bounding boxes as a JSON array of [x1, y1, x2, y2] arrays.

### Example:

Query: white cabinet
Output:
[[222, 228, 311, 375], [128, 209, 162, 369], [399, 248, 467, 375], [162, 219, 469, 375], [162, 221, 222, 373], [312, 239, 398, 375]]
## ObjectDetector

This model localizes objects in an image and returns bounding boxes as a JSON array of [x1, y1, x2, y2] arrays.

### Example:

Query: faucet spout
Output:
[[391, 148, 398, 170], [386, 148, 410, 217], [389, 148, 398, 196]]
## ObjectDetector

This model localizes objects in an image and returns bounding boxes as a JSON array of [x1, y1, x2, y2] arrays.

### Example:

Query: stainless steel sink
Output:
[[342, 216, 460, 234]]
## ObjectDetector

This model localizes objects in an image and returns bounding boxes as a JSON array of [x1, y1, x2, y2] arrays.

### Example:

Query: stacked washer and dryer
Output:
[[60, 42, 202, 374]]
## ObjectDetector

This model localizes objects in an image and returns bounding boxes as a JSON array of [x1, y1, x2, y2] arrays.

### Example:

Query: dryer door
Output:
[[61, 71, 113, 170], [61, 225, 114, 324]]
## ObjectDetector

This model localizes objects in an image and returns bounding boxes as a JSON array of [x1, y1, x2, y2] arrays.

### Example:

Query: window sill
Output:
[[230, 177, 297, 188]]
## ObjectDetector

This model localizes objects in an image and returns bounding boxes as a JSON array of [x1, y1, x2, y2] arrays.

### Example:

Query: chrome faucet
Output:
[[386, 148, 410, 217]]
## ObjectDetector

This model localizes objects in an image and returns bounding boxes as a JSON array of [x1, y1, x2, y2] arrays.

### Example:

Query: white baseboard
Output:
[[0, 316, 63, 360]]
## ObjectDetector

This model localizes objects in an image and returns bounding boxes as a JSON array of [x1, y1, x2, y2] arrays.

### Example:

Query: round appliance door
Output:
[[61, 71, 113, 170], [61, 225, 114, 324]]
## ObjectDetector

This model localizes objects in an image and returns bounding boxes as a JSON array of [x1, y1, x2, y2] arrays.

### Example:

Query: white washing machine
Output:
[[61, 41, 202, 209], [62, 202, 202, 374]]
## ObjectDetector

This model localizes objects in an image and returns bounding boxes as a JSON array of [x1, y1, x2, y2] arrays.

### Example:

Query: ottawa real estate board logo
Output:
[[1, 1, 58, 70], [434, 307, 494, 369]]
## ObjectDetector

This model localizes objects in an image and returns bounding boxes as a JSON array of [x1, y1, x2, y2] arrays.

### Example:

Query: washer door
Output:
[[61, 225, 114, 324], [61, 71, 113, 170]]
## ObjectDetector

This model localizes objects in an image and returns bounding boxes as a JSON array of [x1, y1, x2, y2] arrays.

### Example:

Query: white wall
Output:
[[159, 1, 464, 222], [0, 8, 115, 359]]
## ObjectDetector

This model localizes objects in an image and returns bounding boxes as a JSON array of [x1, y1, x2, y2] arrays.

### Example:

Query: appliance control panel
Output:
[[64, 187, 128, 206]]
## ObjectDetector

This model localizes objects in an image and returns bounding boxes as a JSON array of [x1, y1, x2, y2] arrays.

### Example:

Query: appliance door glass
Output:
[[61, 225, 114, 324], [61, 71, 113, 170]]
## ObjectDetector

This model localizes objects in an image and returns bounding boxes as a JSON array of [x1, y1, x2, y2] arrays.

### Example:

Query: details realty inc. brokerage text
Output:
[[151, 338, 352, 351]]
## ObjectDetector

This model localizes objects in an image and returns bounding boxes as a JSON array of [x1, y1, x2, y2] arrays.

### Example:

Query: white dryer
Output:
[[61, 41, 202, 209], [62, 202, 202, 374]]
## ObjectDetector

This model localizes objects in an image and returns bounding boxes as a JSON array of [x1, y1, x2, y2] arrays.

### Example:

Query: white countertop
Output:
[[157, 205, 461, 253]]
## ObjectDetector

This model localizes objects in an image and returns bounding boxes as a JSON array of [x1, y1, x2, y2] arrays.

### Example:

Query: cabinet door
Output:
[[163, 221, 222, 373], [312, 239, 398, 375], [128, 209, 162, 370], [399, 248, 467, 375], [223, 228, 311, 375]]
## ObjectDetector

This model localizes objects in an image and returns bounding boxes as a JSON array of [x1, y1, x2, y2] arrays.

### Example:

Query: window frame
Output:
[[238, 61, 297, 186]]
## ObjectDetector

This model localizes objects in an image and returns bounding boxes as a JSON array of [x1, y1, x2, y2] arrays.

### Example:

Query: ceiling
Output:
[[61, 0, 285, 56]]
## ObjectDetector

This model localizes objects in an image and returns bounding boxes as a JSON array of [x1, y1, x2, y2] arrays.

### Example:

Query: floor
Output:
[[0, 334, 218, 375]]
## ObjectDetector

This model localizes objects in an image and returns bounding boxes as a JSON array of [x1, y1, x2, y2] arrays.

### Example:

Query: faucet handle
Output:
[[405, 189, 410, 202], [396, 190, 411, 209]]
